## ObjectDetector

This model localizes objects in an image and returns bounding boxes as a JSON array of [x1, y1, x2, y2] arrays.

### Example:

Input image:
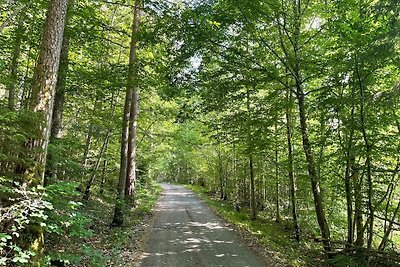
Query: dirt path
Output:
[[138, 184, 268, 267]]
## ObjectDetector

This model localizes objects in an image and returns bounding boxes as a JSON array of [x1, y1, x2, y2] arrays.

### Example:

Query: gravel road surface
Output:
[[139, 184, 267, 267]]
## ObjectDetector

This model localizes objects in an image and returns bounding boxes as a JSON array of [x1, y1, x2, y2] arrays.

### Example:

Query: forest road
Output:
[[139, 183, 267, 267]]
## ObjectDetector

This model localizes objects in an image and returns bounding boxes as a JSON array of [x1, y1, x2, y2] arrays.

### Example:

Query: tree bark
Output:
[[354, 170, 364, 247], [275, 121, 280, 223], [112, 0, 141, 226], [82, 124, 93, 167], [296, 84, 331, 251], [246, 89, 256, 220], [45, 0, 74, 185], [50, 0, 74, 139], [7, 12, 23, 110], [99, 156, 108, 196], [249, 154, 256, 220], [378, 200, 400, 251], [356, 62, 374, 250], [83, 130, 111, 200], [125, 0, 141, 206], [218, 147, 224, 199], [27, 0, 68, 183], [19, 44, 32, 109], [344, 104, 356, 247], [291, 0, 330, 251], [25, 0, 68, 263], [286, 87, 300, 241]]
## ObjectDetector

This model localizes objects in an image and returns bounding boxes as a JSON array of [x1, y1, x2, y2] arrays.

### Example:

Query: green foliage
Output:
[[1, 0, 400, 265], [0, 181, 94, 265], [0, 184, 51, 265], [0, 108, 43, 176], [134, 181, 163, 214], [0, 183, 92, 265], [45, 182, 92, 238], [328, 254, 368, 267]]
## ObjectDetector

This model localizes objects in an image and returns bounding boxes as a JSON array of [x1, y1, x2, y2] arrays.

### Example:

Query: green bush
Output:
[[329, 254, 368, 267], [0, 181, 94, 265]]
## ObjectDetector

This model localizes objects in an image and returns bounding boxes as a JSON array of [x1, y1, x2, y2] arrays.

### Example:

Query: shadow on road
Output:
[[139, 184, 266, 267]]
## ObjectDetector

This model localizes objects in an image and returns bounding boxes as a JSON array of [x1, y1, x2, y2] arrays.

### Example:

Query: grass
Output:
[[187, 184, 327, 267]]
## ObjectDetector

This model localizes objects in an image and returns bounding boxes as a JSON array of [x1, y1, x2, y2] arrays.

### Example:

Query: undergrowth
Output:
[[45, 181, 161, 266]]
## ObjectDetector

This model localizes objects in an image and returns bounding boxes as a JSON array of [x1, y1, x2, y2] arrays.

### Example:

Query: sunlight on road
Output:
[[139, 184, 267, 267]]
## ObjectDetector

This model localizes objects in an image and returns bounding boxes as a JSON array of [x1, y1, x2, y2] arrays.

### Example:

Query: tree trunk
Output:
[[233, 140, 241, 211], [111, 88, 131, 226], [99, 157, 108, 196], [246, 89, 256, 220], [286, 87, 300, 241], [125, 0, 141, 206], [99, 94, 118, 196], [50, 0, 73, 139], [383, 112, 400, 234], [45, 0, 74, 185], [378, 200, 400, 251], [344, 104, 356, 247], [296, 83, 331, 251], [25, 0, 68, 263], [354, 169, 364, 247], [82, 124, 93, 167], [19, 44, 32, 109], [112, 0, 141, 226], [217, 147, 224, 199], [345, 155, 355, 247], [7, 12, 23, 110], [249, 154, 256, 220], [275, 122, 280, 223], [27, 0, 68, 183], [291, 0, 330, 251], [83, 130, 111, 200], [357, 63, 374, 250]]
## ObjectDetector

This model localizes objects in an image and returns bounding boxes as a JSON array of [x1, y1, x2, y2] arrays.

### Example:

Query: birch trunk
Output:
[[125, 0, 141, 206]]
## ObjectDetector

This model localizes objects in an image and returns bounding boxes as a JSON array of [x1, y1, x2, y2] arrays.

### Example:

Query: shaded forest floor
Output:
[[187, 185, 333, 267], [46, 182, 162, 266]]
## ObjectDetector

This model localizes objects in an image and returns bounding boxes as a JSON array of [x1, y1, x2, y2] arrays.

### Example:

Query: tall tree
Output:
[[286, 87, 300, 241], [27, 0, 68, 183], [50, 0, 74, 140], [112, 0, 141, 226], [125, 0, 141, 204], [45, 0, 74, 184], [246, 88, 257, 220], [25, 0, 69, 262], [7, 11, 23, 110]]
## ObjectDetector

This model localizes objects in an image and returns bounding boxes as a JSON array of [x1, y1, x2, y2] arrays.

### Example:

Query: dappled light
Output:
[[1, 0, 399, 265], [139, 184, 266, 267]]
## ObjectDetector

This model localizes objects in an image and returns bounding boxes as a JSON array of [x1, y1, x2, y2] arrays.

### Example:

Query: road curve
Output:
[[139, 184, 267, 267]]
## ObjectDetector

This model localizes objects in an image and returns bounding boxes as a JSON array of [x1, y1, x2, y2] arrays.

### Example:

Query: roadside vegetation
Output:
[[189, 184, 369, 267], [1, 0, 400, 266]]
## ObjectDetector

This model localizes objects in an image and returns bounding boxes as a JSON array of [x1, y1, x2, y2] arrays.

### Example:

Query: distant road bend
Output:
[[139, 184, 267, 267]]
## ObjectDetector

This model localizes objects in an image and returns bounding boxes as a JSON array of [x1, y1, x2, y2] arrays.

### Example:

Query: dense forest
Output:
[[1, 0, 400, 266]]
